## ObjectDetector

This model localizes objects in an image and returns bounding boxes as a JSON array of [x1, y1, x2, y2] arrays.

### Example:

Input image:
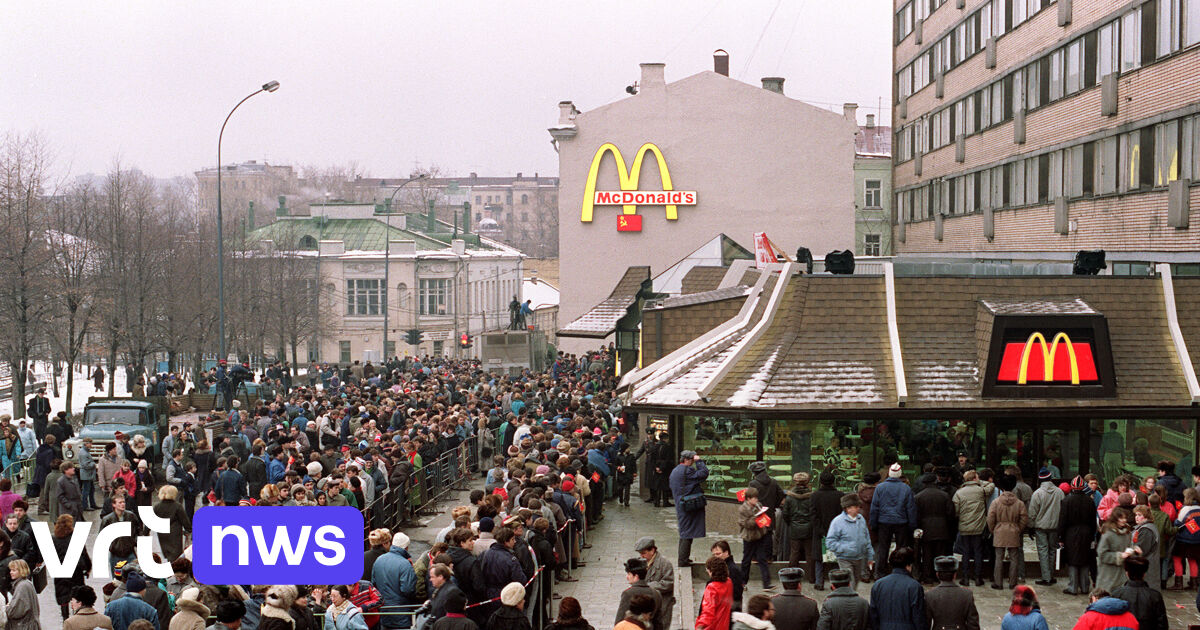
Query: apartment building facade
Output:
[[893, 0, 1200, 258]]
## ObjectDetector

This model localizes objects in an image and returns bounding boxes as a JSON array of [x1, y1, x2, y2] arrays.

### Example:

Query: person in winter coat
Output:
[[53, 515, 91, 620], [487, 582, 532, 630], [259, 585, 298, 630], [613, 443, 637, 507], [1172, 488, 1200, 590], [1096, 507, 1134, 594], [168, 587, 209, 630], [737, 487, 773, 590], [1129, 505, 1162, 591], [614, 593, 655, 630], [1060, 476, 1100, 595], [478, 528, 528, 619], [730, 594, 775, 630], [988, 474, 1029, 591], [695, 556, 733, 630], [810, 472, 843, 590], [770, 567, 816, 630], [668, 450, 708, 567], [152, 485, 191, 563], [952, 471, 992, 587], [31, 434, 60, 497], [747, 461, 784, 561], [57, 461, 85, 524], [868, 547, 926, 630], [1112, 557, 1168, 630], [1071, 589, 1139, 630], [815, 569, 868, 630], [65, 585, 114, 630], [636, 537, 675, 630], [825, 493, 874, 589], [5, 559, 39, 630], [780, 473, 814, 571], [325, 584, 370, 630], [615, 558, 662, 630], [1027, 468, 1063, 586], [104, 572, 159, 630], [924, 556, 980, 630], [1098, 477, 1133, 522], [1000, 585, 1049, 630], [544, 596, 591, 630], [1157, 460, 1186, 505], [914, 474, 954, 584], [372, 532, 418, 629], [870, 463, 917, 578]]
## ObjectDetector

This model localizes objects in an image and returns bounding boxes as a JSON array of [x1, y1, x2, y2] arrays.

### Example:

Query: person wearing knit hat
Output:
[[306, 461, 323, 479], [1028, 467, 1063, 586], [105, 572, 157, 629], [499, 581, 526, 608], [1060, 474, 1099, 595], [535, 465, 550, 476], [869, 461, 917, 579]]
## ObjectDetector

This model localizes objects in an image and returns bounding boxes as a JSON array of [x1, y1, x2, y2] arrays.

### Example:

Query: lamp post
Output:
[[216, 80, 280, 362], [383, 174, 428, 362]]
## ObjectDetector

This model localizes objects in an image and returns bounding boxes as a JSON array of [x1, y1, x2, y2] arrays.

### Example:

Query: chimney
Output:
[[761, 77, 785, 94], [639, 63, 666, 92], [866, 114, 876, 128], [556, 101, 577, 126], [451, 239, 466, 255], [843, 102, 859, 124], [713, 49, 729, 76]]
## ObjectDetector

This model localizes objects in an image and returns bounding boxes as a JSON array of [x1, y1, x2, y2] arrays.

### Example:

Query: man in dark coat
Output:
[[1059, 475, 1099, 595], [241, 445, 268, 500], [816, 569, 869, 630], [870, 463, 918, 579], [924, 556, 980, 630], [27, 388, 51, 442], [810, 471, 844, 590], [615, 558, 662, 630], [30, 434, 60, 498], [56, 462, 85, 523], [1156, 460, 1186, 505], [914, 471, 955, 584], [668, 450, 708, 567], [780, 473, 814, 575], [478, 527, 528, 618], [748, 460, 785, 562], [771, 568, 818, 629], [1112, 557, 1169, 630], [651, 432, 674, 507], [868, 547, 926, 630]]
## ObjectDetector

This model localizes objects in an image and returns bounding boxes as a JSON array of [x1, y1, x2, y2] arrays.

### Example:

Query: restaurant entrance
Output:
[[988, 419, 1087, 483]]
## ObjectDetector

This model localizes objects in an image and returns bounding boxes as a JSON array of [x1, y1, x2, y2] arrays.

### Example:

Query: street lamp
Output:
[[216, 81, 280, 362], [382, 174, 428, 362]]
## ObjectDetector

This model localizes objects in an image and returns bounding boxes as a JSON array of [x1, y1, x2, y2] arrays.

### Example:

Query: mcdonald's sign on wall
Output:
[[982, 313, 1117, 398], [581, 142, 697, 232]]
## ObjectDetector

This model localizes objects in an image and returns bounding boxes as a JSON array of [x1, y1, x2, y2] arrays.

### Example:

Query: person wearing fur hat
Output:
[[259, 585, 298, 630], [167, 587, 209, 630], [64, 585, 113, 630], [486, 582, 532, 630], [987, 474, 1029, 591]]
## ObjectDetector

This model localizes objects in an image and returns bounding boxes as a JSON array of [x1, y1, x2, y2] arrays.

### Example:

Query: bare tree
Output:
[[0, 133, 55, 418], [259, 222, 318, 375], [45, 181, 100, 412], [513, 187, 560, 258]]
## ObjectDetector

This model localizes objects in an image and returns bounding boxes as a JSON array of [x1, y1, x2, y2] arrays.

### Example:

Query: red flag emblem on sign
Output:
[[616, 215, 642, 232]]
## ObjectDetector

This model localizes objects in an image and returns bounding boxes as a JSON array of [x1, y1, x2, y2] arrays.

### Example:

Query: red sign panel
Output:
[[616, 214, 643, 232], [996, 334, 1099, 384]]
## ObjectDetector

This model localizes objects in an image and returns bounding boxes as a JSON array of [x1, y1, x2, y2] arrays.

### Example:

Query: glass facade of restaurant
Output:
[[677, 415, 1198, 497]]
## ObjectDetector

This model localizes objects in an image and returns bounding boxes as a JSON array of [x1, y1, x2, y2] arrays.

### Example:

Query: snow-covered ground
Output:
[[0, 362, 128, 418]]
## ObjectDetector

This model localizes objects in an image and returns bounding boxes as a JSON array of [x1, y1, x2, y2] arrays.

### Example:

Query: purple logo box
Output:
[[193, 506, 364, 585]]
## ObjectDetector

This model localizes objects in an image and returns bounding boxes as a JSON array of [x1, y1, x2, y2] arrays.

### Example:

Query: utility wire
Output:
[[664, 0, 725, 60], [740, 0, 786, 80], [775, 0, 810, 74]]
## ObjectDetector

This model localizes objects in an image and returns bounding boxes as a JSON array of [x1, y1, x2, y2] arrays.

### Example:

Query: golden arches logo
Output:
[[1017, 332, 1080, 385], [580, 143, 695, 223]]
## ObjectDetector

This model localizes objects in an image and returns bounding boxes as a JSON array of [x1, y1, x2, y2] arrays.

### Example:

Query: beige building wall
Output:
[[554, 64, 858, 353]]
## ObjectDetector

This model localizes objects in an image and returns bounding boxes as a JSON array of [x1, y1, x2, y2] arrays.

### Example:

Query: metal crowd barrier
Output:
[[1, 457, 34, 491], [360, 436, 479, 542]]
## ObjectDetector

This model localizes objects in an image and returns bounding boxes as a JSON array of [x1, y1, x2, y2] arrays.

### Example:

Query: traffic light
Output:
[[460, 333, 473, 348], [405, 329, 423, 345]]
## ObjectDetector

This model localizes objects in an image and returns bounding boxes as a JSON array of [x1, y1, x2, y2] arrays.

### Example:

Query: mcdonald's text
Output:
[[592, 190, 697, 206]]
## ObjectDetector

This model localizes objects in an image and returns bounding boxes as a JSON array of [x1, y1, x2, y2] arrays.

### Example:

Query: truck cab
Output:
[[65, 400, 164, 466]]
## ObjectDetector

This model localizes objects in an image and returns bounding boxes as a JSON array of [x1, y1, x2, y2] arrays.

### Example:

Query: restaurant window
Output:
[[1090, 419, 1196, 489], [346, 279, 385, 316], [681, 415, 756, 498], [339, 341, 352, 364], [1112, 261, 1154, 275]]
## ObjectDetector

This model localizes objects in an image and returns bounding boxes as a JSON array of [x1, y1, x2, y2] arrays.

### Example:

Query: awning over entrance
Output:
[[557, 266, 653, 339]]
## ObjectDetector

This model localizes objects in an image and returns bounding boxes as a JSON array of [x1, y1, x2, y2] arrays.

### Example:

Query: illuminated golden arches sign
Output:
[[581, 143, 697, 230], [996, 332, 1099, 385]]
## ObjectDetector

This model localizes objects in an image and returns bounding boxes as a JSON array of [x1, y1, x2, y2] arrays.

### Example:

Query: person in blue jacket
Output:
[[372, 532, 418, 629], [870, 463, 918, 578], [868, 547, 926, 630], [825, 493, 875, 589], [669, 450, 709, 567]]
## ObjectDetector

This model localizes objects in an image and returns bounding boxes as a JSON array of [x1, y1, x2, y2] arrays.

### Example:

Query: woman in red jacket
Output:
[[696, 555, 734, 630]]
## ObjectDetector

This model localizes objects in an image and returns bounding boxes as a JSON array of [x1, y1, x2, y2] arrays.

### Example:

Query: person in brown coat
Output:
[[64, 585, 114, 630], [738, 487, 773, 589], [987, 474, 1029, 591]]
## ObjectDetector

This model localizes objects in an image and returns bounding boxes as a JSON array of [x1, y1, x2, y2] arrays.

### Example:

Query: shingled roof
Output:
[[558, 266, 652, 338], [626, 270, 1200, 413]]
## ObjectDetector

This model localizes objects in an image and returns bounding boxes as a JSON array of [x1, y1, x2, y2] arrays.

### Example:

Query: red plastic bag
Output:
[[736, 489, 747, 503], [590, 471, 601, 484], [755, 513, 772, 529]]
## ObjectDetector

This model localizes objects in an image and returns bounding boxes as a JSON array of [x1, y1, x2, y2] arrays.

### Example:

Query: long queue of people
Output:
[[0, 347, 628, 630]]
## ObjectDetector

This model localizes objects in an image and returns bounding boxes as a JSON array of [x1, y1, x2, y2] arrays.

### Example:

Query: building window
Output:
[[1155, 120, 1180, 186], [418, 278, 451, 315], [1122, 9, 1142, 72], [865, 234, 882, 256], [1159, 0, 1181, 57], [346, 279, 385, 316], [1099, 20, 1119, 78], [864, 180, 882, 208], [1065, 39, 1083, 95], [475, 196, 481, 205], [432, 340, 444, 356], [521, 194, 528, 204], [339, 341, 351, 364], [521, 212, 528, 221], [385, 340, 395, 358]]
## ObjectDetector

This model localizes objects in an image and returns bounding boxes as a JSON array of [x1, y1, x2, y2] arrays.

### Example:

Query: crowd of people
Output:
[[0, 346, 636, 630], [674, 454, 1198, 630]]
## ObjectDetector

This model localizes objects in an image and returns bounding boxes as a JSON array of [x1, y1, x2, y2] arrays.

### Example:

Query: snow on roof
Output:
[[523, 277, 559, 310]]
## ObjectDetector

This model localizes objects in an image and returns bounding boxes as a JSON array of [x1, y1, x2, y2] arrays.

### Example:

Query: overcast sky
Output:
[[0, 1, 893, 181]]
